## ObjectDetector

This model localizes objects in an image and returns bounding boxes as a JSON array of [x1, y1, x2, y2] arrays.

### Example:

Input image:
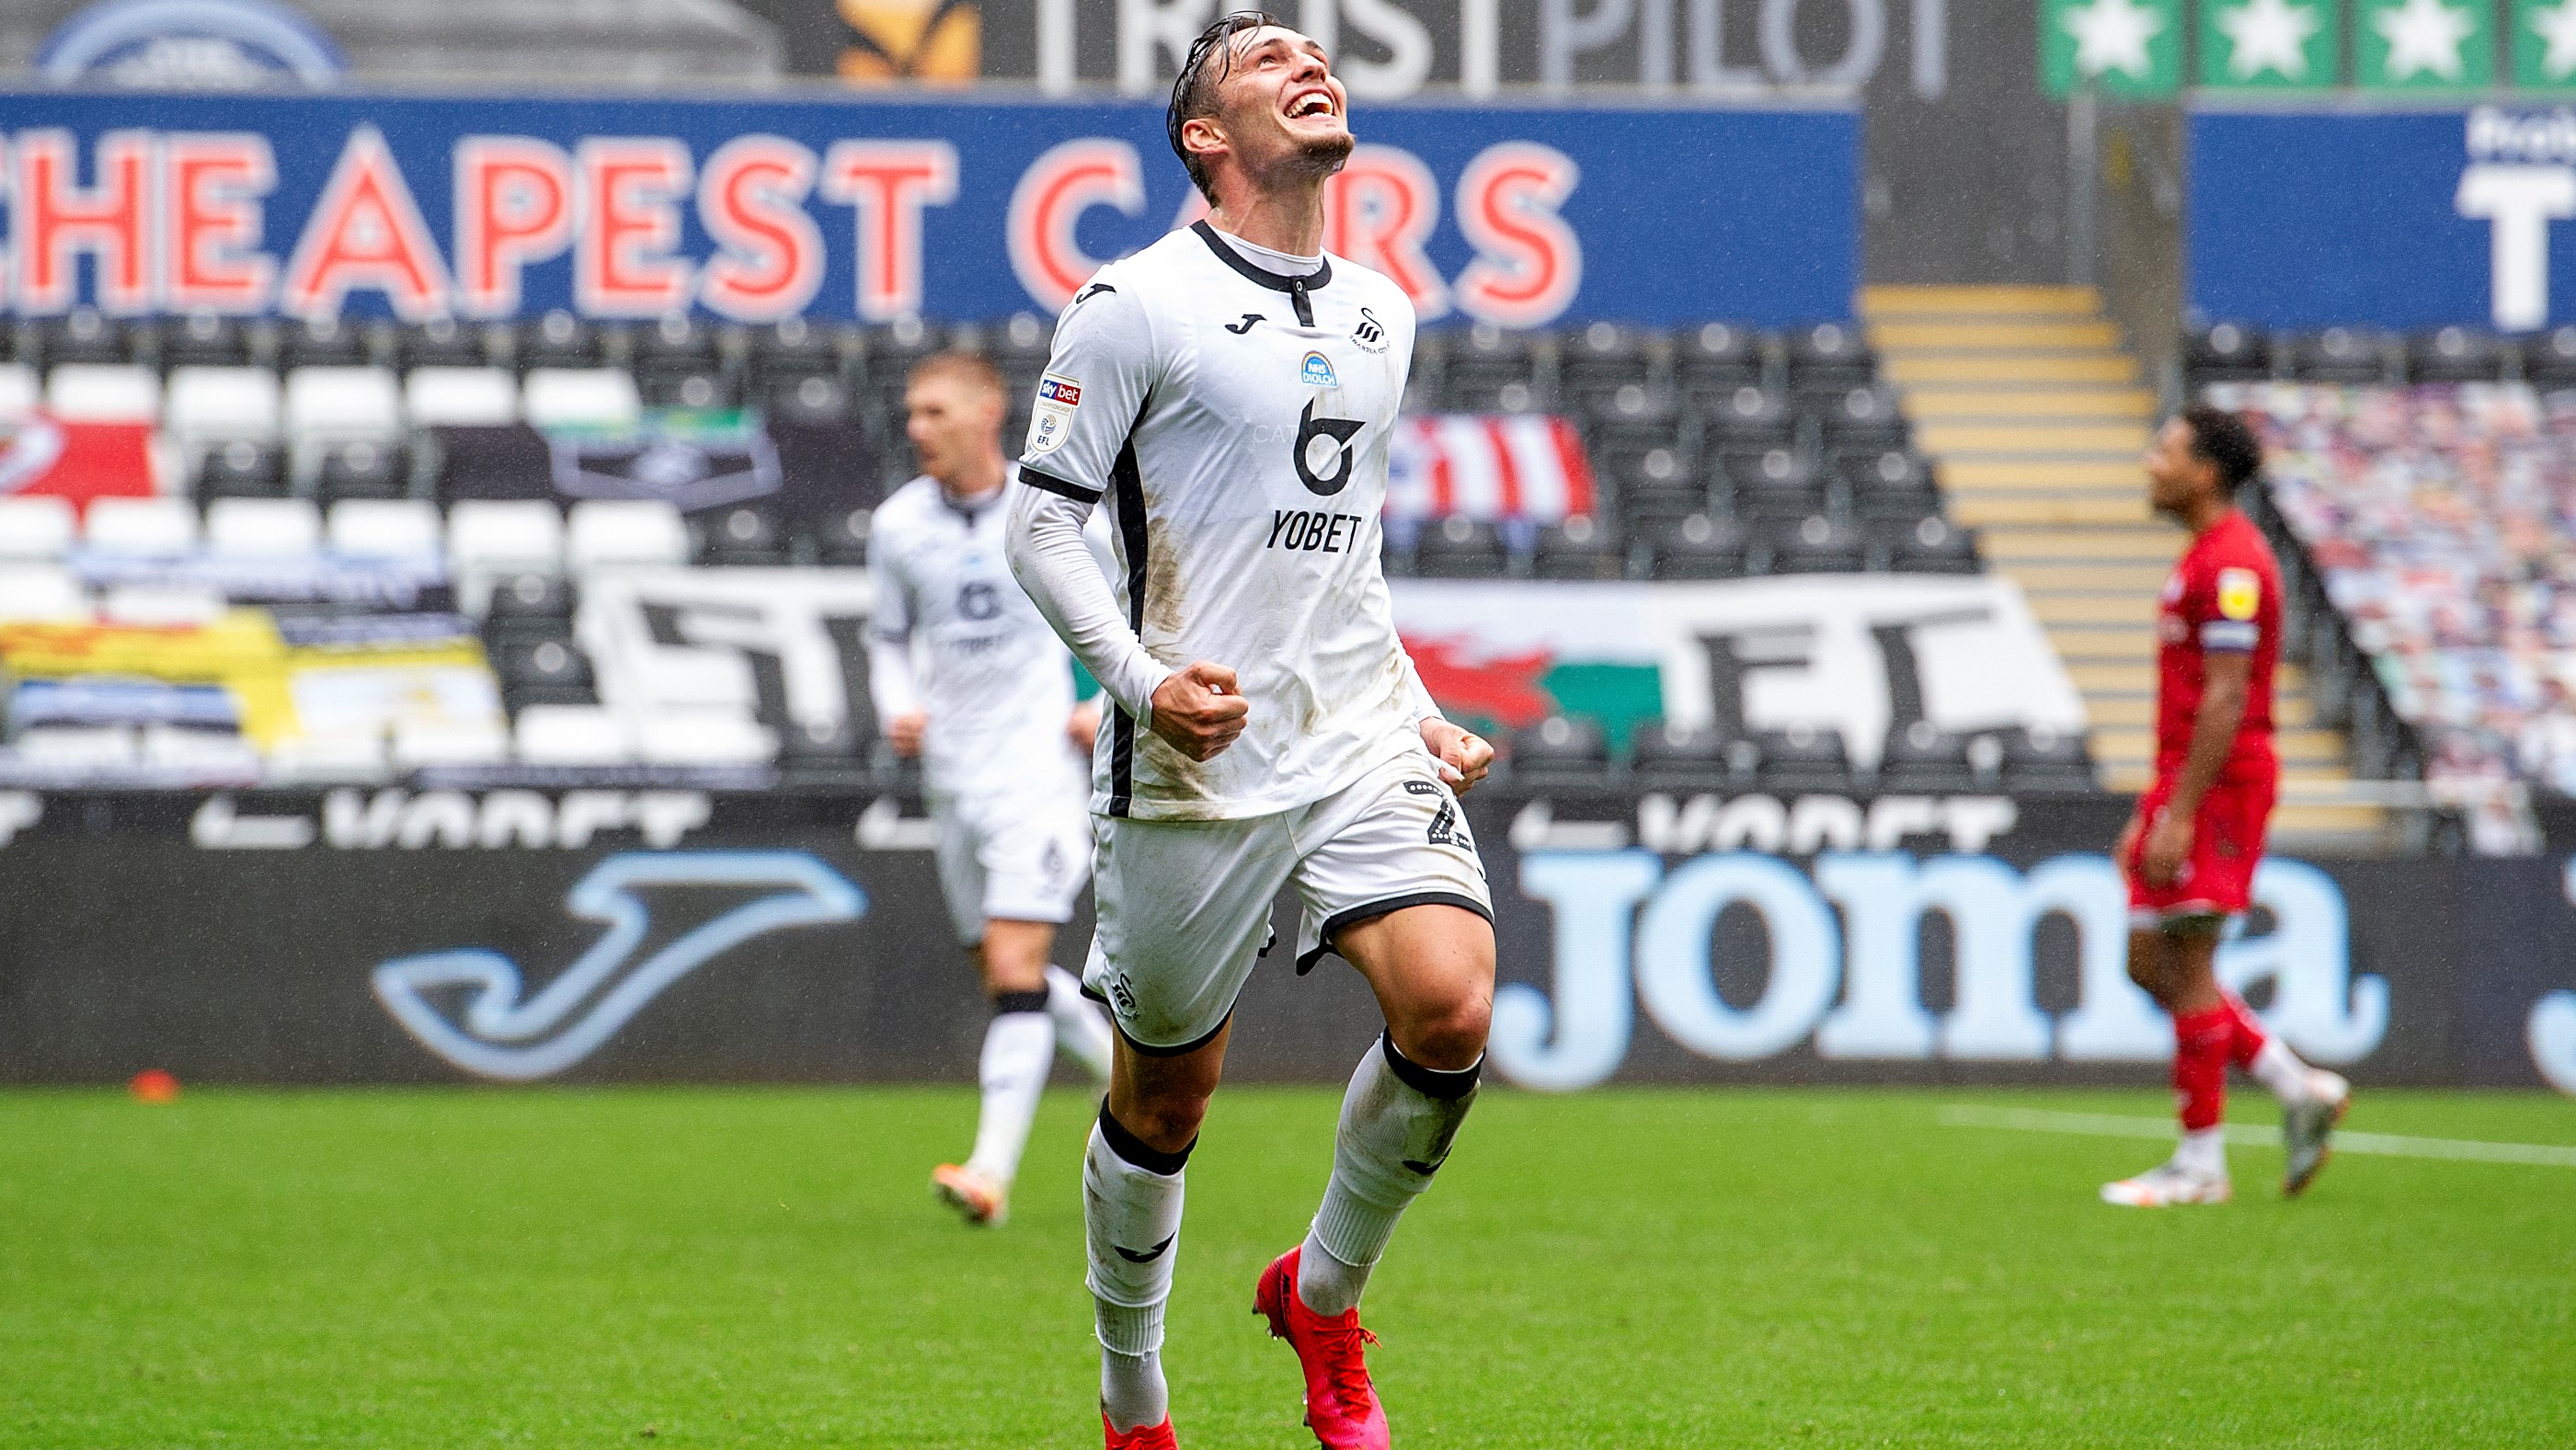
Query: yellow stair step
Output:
[[2271, 803, 2394, 837], [1952, 495, 2158, 527], [1979, 527, 2181, 561], [2028, 595, 2155, 626], [1869, 320, 2123, 350], [1918, 423, 2149, 454], [1945, 460, 2145, 488], [2082, 695, 2320, 728], [1886, 354, 2140, 385], [2095, 726, 2347, 765], [1906, 387, 2158, 419], [1859, 284, 2103, 315], [2005, 563, 2174, 591], [2067, 662, 2157, 692]]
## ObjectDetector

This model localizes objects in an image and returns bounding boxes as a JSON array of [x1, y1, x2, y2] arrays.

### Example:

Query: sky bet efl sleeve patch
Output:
[[1025, 373, 1082, 456], [2215, 566, 2261, 622]]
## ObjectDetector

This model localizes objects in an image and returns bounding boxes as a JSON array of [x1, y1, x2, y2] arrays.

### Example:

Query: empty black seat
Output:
[[1597, 432, 1690, 497], [1784, 322, 1876, 396], [1510, 714, 1610, 782], [495, 634, 597, 707], [1763, 514, 1862, 574], [1816, 383, 1909, 451], [1643, 511, 1746, 580], [484, 572, 576, 630], [767, 373, 853, 425], [1721, 446, 1823, 519], [1583, 379, 1678, 433], [1878, 720, 1976, 793], [1413, 515, 1507, 577], [2528, 325, 2576, 386], [696, 505, 788, 565], [198, 440, 288, 498], [640, 370, 732, 408], [315, 440, 407, 501], [1441, 325, 1542, 412], [635, 314, 719, 373], [397, 316, 492, 371], [1841, 449, 1941, 520], [279, 316, 371, 369], [1677, 320, 1765, 395], [160, 313, 256, 369], [1631, 719, 1752, 786], [811, 505, 872, 565], [2184, 322, 2271, 384], [1877, 515, 1979, 574], [2407, 326, 2510, 383], [1532, 516, 1622, 580], [2002, 725, 2095, 791], [517, 310, 602, 370], [1621, 481, 1718, 531], [1560, 321, 1655, 412], [747, 317, 844, 386], [2289, 326, 2389, 383], [860, 318, 942, 410], [38, 309, 134, 367], [1752, 723, 1849, 793], [1698, 384, 1793, 445], [975, 312, 1055, 391], [779, 716, 864, 762]]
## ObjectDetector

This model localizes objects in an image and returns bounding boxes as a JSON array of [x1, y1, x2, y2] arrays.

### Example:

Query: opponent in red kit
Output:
[[2101, 405, 2352, 1208]]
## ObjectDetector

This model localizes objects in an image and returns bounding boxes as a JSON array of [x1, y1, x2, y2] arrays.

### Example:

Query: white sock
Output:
[[2175, 1126, 2227, 1179], [1046, 965, 1116, 1082], [1299, 1033, 1482, 1319], [2250, 1035, 2312, 1102], [1087, 1110, 1188, 1433], [963, 1006, 1052, 1185]]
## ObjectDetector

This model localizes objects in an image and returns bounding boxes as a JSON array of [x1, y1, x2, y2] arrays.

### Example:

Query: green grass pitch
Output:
[[4, 1085, 2570, 1447]]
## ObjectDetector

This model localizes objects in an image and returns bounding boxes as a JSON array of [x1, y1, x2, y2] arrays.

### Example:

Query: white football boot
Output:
[[2281, 1069, 2351, 1198], [2101, 1159, 2232, 1207]]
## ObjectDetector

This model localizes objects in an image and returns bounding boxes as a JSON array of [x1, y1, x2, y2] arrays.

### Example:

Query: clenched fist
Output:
[[1150, 662, 1249, 762]]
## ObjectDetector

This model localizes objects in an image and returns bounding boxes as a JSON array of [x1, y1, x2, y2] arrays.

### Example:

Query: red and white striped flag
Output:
[[1384, 413, 1596, 524]]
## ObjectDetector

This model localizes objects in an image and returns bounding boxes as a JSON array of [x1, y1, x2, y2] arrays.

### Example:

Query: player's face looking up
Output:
[[1178, 25, 1352, 204], [905, 369, 1004, 493]]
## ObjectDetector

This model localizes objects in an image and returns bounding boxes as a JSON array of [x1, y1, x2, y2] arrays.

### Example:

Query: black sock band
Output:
[[1380, 1030, 1483, 1100], [1097, 1102, 1195, 1176], [991, 988, 1050, 1016]]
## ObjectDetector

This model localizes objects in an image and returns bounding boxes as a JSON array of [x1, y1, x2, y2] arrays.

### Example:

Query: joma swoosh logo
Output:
[[1224, 314, 1265, 335], [372, 851, 864, 1082], [1113, 1233, 1177, 1263]]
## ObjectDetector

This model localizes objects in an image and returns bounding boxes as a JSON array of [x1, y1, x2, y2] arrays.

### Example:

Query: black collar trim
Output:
[[1192, 222, 1330, 294]]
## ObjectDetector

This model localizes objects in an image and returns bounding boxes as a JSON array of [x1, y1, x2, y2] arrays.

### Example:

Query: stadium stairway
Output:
[[1860, 285, 2390, 849]]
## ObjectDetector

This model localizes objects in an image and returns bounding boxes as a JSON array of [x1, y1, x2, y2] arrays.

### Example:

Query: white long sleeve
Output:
[[865, 634, 922, 724], [1006, 485, 1172, 721]]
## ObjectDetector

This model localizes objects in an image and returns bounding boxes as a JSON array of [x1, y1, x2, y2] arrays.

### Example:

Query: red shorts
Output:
[[2125, 770, 2276, 926]]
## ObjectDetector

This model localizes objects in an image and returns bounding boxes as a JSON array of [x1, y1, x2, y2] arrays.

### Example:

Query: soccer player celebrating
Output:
[[2102, 404, 2351, 1209], [1003, 14, 1496, 1447], [866, 350, 1117, 1227]]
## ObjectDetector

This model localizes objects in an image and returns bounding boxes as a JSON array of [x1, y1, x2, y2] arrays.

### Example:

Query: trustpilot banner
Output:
[[0, 91, 1855, 329]]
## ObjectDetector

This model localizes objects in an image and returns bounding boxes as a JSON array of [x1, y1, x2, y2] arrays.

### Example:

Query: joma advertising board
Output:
[[0, 787, 2569, 1092], [0, 91, 1853, 328], [2191, 103, 2576, 332]]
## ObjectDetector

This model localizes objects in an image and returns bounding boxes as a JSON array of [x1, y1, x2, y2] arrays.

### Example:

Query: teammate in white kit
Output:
[[1003, 17, 1497, 1448], [866, 350, 1117, 1227]]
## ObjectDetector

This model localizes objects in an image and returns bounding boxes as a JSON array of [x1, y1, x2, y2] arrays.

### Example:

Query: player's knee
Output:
[[1118, 1088, 1211, 1154], [1401, 989, 1492, 1072]]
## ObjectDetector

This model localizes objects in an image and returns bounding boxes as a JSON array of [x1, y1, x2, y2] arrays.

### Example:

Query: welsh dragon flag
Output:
[[1385, 414, 1595, 523]]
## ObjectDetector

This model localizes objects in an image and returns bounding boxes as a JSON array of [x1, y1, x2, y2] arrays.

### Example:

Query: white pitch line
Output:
[[1938, 1105, 2576, 1168]]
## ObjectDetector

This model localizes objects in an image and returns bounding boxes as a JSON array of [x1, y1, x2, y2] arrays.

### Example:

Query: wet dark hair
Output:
[[1167, 10, 1280, 206], [2179, 403, 2261, 495]]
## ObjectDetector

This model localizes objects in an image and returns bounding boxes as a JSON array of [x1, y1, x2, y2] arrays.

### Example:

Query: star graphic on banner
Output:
[[2063, 0, 2167, 80], [2216, 0, 2321, 78], [2373, 0, 2475, 81], [2534, 0, 2576, 80]]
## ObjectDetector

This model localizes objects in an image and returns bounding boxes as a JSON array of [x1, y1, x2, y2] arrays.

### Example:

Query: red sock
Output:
[[2171, 1006, 2233, 1133], [2218, 991, 2268, 1070]]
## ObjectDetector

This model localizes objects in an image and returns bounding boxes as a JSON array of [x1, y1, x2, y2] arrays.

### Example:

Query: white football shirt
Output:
[[868, 471, 1092, 803], [1014, 223, 1437, 822]]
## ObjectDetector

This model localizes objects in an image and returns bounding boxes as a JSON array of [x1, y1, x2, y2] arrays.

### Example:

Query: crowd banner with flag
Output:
[[1384, 414, 1595, 526]]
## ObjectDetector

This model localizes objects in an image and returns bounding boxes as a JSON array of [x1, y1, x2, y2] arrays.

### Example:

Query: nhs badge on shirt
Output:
[[1300, 351, 1338, 387], [1027, 373, 1082, 455]]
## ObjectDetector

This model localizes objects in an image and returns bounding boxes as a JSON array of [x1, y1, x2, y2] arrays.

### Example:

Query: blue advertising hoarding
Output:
[[0, 91, 1855, 328], [2191, 104, 2576, 332]]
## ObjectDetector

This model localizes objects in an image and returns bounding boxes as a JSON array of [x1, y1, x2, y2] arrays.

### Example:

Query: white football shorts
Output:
[[1082, 749, 1494, 1053], [933, 787, 1093, 944]]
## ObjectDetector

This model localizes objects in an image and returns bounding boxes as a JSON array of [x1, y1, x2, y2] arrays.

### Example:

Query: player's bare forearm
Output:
[[2170, 654, 2251, 818]]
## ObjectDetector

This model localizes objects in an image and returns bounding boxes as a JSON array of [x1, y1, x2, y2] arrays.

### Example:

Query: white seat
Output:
[[405, 367, 519, 427], [521, 368, 642, 429], [283, 366, 403, 443], [45, 364, 160, 423], [264, 733, 391, 784], [0, 565, 86, 622], [0, 496, 78, 559], [448, 499, 565, 575], [390, 718, 509, 768], [140, 725, 260, 771], [12, 725, 137, 767], [327, 499, 441, 561], [204, 497, 323, 558], [165, 366, 282, 451], [83, 497, 200, 556], [634, 708, 776, 766], [0, 363, 40, 420], [101, 585, 225, 625], [514, 704, 635, 766], [566, 499, 688, 573]]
